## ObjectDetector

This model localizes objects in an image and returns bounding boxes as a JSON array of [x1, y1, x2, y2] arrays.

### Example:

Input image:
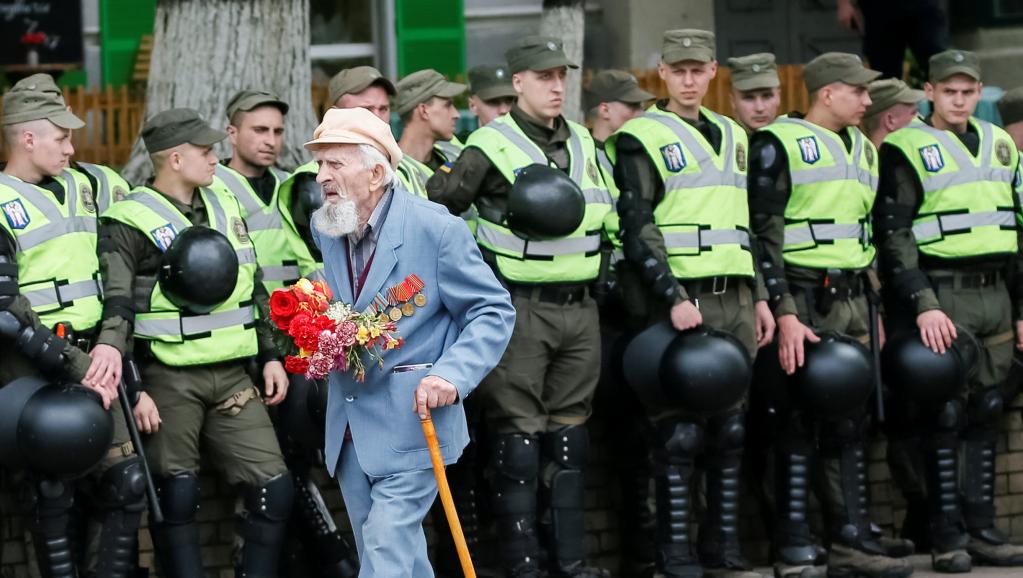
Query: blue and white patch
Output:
[[796, 136, 820, 164], [150, 224, 178, 252], [660, 143, 687, 173], [1, 199, 30, 230], [918, 145, 945, 172]]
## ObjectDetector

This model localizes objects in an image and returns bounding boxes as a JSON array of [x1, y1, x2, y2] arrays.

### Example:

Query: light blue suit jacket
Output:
[[314, 185, 515, 477]]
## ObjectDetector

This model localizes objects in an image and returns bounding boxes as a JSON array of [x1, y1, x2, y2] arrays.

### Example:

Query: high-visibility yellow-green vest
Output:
[[102, 186, 258, 366], [595, 144, 623, 266], [434, 136, 464, 162], [396, 155, 432, 199], [607, 106, 754, 279], [760, 117, 878, 270], [0, 170, 102, 330], [884, 117, 1019, 260], [75, 162, 131, 214], [466, 114, 613, 284], [274, 161, 326, 284], [211, 164, 311, 292]]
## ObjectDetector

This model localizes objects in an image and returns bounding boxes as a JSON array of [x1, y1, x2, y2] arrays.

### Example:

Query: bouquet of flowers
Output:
[[268, 278, 404, 381]]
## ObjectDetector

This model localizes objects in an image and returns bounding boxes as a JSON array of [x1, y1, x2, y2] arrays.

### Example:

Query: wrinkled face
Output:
[[17, 120, 75, 177], [926, 75, 982, 127], [659, 60, 717, 110], [168, 143, 219, 187], [604, 101, 645, 132], [336, 85, 392, 124], [824, 82, 872, 127], [513, 67, 567, 121], [228, 105, 285, 168], [469, 95, 515, 127], [419, 96, 460, 141], [730, 87, 781, 130]]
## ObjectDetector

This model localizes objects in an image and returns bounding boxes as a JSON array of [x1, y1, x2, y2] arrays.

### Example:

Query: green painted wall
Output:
[[100, 0, 157, 86], [395, 0, 466, 80]]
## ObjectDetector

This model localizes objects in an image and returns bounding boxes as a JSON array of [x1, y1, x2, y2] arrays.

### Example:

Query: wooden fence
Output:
[[0, 65, 809, 169]]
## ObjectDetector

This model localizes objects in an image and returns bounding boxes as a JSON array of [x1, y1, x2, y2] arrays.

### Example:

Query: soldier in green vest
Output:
[[394, 70, 466, 198], [998, 87, 1023, 151], [606, 29, 774, 578], [328, 66, 396, 124], [96, 108, 294, 577], [874, 49, 1023, 571], [0, 75, 158, 578], [467, 64, 517, 129], [727, 53, 782, 135], [749, 52, 913, 578], [862, 79, 925, 150], [427, 36, 612, 578]]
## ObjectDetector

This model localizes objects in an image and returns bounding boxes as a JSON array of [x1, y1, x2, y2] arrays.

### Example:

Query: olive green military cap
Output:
[[998, 86, 1023, 127], [142, 108, 227, 153], [225, 89, 289, 119], [2, 73, 84, 129], [468, 64, 516, 101], [865, 78, 924, 117], [584, 70, 655, 110], [803, 52, 881, 92], [394, 69, 467, 116], [728, 53, 780, 91], [929, 49, 981, 83], [328, 66, 396, 106], [662, 29, 715, 64], [505, 36, 579, 74]]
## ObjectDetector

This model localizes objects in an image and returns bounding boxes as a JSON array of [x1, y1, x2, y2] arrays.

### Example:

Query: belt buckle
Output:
[[712, 276, 728, 295]]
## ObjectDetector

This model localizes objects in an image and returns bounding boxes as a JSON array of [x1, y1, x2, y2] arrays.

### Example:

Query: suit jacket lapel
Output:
[[321, 235, 354, 305], [354, 188, 406, 312]]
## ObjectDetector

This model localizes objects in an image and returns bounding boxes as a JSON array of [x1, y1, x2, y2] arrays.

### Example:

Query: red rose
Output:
[[283, 355, 310, 374], [269, 290, 300, 329]]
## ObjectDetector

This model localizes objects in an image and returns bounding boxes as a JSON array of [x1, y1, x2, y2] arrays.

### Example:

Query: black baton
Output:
[[120, 358, 163, 523]]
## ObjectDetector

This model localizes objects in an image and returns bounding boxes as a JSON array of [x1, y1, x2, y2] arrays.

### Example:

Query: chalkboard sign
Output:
[[0, 0, 84, 68]]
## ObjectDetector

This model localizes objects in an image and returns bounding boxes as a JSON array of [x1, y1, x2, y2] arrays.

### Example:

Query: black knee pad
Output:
[[659, 420, 704, 457], [244, 472, 294, 523], [98, 456, 147, 512], [156, 473, 200, 525], [493, 433, 541, 482], [708, 411, 746, 452], [934, 399, 964, 433], [820, 413, 868, 454], [542, 425, 588, 470], [968, 387, 1004, 427]]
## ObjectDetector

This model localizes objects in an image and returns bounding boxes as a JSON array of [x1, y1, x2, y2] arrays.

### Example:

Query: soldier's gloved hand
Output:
[[133, 391, 161, 434], [670, 300, 703, 332], [262, 360, 289, 406], [754, 300, 776, 348], [916, 309, 957, 354], [777, 314, 820, 375], [85, 343, 122, 396]]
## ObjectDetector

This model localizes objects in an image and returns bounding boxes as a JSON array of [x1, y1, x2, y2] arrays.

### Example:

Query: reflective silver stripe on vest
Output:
[[775, 118, 877, 190], [135, 304, 257, 339], [663, 229, 751, 250], [596, 147, 614, 178], [214, 165, 282, 232], [911, 210, 1016, 241], [486, 121, 549, 165], [22, 278, 101, 308], [784, 223, 866, 246], [477, 225, 602, 257], [435, 140, 462, 161], [129, 190, 190, 235], [78, 162, 112, 213], [0, 171, 96, 251], [911, 122, 1014, 193], [647, 111, 748, 190], [261, 264, 302, 282], [236, 248, 257, 266]]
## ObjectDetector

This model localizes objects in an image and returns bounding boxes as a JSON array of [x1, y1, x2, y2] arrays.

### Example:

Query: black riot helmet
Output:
[[0, 377, 113, 478], [507, 164, 585, 240], [791, 332, 873, 417], [882, 327, 979, 404], [159, 226, 239, 314], [289, 174, 323, 236]]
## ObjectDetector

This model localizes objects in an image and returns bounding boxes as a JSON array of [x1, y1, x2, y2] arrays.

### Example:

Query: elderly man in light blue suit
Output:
[[305, 106, 515, 577]]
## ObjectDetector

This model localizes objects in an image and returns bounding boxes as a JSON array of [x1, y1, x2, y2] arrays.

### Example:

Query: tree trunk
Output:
[[122, 0, 317, 183], [541, 0, 585, 123]]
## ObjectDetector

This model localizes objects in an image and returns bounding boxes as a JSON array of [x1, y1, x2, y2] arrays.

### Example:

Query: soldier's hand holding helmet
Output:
[[776, 314, 822, 375]]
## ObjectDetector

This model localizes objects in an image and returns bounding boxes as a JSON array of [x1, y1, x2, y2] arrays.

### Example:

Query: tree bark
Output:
[[123, 0, 317, 183], [541, 0, 585, 123]]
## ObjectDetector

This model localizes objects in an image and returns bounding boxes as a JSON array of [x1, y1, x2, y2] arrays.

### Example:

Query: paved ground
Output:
[[754, 555, 1022, 578]]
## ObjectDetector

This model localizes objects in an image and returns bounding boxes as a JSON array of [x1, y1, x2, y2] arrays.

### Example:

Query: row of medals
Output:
[[375, 274, 427, 322]]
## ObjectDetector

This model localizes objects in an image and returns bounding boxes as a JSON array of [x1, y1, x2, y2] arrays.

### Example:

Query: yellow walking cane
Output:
[[421, 414, 477, 578]]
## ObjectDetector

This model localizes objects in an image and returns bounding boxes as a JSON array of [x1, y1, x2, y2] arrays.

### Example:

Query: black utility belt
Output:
[[506, 283, 589, 305], [791, 270, 865, 302], [927, 270, 1001, 291], [679, 276, 751, 296]]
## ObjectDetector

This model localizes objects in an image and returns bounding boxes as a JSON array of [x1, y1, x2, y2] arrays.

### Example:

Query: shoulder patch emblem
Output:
[[1, 199, 30, 230], [660, 143, 687, 173], [150, 224, 177, 252], [79, 183, 96, 213], [112, 186, 128, 203], [586, 160, 599, 183], [796, 136, 820, 164], [996, 140, 1012, 166], [232, 216, 250, 244], [865, 145, 874, 167], [735, 143, 747, 171], [918, 144, 945, 172]]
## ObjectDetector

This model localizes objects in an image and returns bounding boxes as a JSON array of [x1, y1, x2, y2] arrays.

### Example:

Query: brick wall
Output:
[[4, 396, 1023, 577]]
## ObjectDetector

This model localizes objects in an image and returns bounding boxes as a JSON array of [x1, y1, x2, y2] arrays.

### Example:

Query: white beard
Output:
[[312, 196, 360, 238]]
